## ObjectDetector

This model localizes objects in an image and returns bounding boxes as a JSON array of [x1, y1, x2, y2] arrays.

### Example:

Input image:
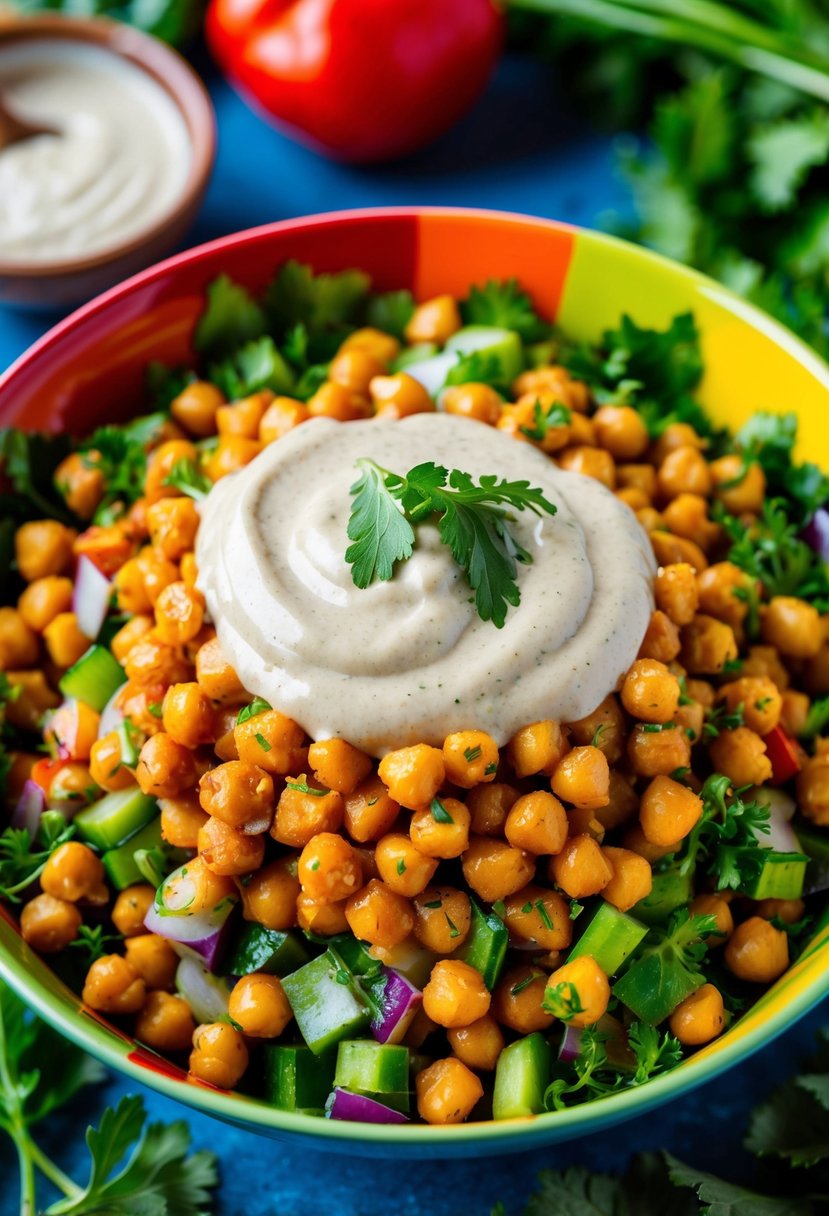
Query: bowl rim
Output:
[[2, 205, 829, 1147], [0, 14, 215, 280]]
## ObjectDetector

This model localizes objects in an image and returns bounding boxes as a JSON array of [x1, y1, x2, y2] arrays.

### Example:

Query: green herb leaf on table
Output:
[[346, 459, 557, 627], [666, 1153, 810, 1216]]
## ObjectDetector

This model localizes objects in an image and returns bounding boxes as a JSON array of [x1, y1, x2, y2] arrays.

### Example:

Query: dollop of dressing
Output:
[[196, 415, 656, 754], [0, 41, 191, 263]]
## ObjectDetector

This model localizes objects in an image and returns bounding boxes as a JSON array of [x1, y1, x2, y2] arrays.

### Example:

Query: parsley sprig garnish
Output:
[[345, 459, 557, 628], [0, 816, 76, 904], [677, 773, 770, 891], [544, 1021, 683, 1111]]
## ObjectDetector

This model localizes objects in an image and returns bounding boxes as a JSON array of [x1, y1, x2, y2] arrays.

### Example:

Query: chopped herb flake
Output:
[[430, 797, 454, 824]]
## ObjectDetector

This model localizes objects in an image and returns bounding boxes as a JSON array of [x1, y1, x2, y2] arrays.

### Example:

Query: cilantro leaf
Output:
[[69, 925, 125, 967], [163, 458, 212, 501], [677, 773, 770, 893], [209, 336, 296, 401], [519, 400, 572, 442], [748, 111, 829, 212], [0, 815, 76, 903], [346, 459, 557, 628], [444, 351, 508, 393], [745, 1074, 829, 1167], [47, 1094, 218, 1215], [523, 1165, 630, 1216], [146, 362, 195, 412], [0, 428, 76, 545], [195, 274, 268, 359], [461, 278, 550, 343], [80, 413, 168, 523], [716, 499, 829, 607], [265, 260, 370, 336], [366, 290, 415, 341], [666, 1154, 808, 1216], [345, 460, 415, 588], [735, 411, 829, 521], [561, 312, 709, 438]]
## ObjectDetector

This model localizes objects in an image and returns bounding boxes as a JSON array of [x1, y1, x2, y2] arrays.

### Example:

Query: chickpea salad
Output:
[[2, 266, 829, 1128]]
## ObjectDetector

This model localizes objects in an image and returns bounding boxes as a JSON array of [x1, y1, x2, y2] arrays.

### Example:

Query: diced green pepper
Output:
[[456, 899, 507, 990], [731, 848, 808, 900], [568, 902, 648, 975], [445, 325, 524, 384], [101, 816, 183, 891], [492, 1033, 552, 1119], [281, 950, 371, 1055], [632, 866, 694, 926], [264, 1045, 335, 1113], [75, 788, 157, 852], [225, 924, 310, 977], [59, 645, 124, 712], [326, 935, 378, 977], [334, 1040, 410, 1113]]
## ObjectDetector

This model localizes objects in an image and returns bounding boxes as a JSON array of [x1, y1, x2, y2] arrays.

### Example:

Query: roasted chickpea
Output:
[[627, 722, 692, 777], [271, 774, 343, 846], [234, 710, 305, 776], [761, 596, 823, 659], [544, 956, 610, 1028], [161, 682, 214, 749], [345, 880, 414, 950], [638, 610, 682, 664], [239, 857, 300, 930], [709, 727, 772, 788], [136, 991, 196, 1052], [198, 816, 266, 876], [124, 934, 179, 990], [551, 746, 609, 810], [719, 676, 782, 735], [725, 916, 789, 983], [195, 637, 247, 704], [136, 732, 197, 800], [416, 1057, 483, 1125], [41, 842, 107, 905], [227, 973, 293, 1038], [566, 695, 626, 765], [447, 1015, 505, 1071], [655, 562, 699, 626], [370, 373, 433, 419], [504, 791, 568, 856], [343, 773, 401, 842], [442, 730, 499, 788], [505, 720, 569, 778], [492, 966, 554, 1034], [20, 893, 81, 952], [690, 893, 734, 945], [657, 445, 711, 500], [410, 799, 471, 860], [189, 1022, 249, 1089], [669, 983, 725, 1046], [296, 892, 350, 936], [82, 955, 146, 1014], [502, 885, 572, 951], [15, 520, 75, 581], [600, 847, 652, 912], [462, 836, 536, 903], [170, 380, 225, 437], [413, 886, 472, 953], [548, 834, 612, 899], [466, 783, 519, 836], [17, 577, 74, 634], [696, 564, 756, 629], [442, 383, 501, 426], [639, 775, 702, 847], [423, 959, 491, 1029], [710, 454, 766, 514], [621, 658, 681, 723], [199, 760, 275, 830], [308, 738, 372, 795], [378, 744, 445, 808], [112, 886, 155, 937]]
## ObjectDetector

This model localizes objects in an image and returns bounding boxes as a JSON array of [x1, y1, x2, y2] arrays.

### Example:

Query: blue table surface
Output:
[[1, 47, 827, 1215]]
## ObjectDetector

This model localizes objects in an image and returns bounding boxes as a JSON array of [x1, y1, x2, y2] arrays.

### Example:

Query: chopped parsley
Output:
[[396, 858, 407, 876], [254, 732, 272, 752], [536, 899, 555, 932], [236, 697, 272, 724], [542, 980, 585, 1022], [510, 972, 539, 997], [430, 797, 455, 824], [285, 780, 329, 798], [445, 913, 461, 939], [464, 745, 483, 763]]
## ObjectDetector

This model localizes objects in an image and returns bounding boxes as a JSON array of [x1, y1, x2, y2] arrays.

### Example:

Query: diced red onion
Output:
[[12, 780, 45, 835], [144, 901, 234, 971], [751, 788, 801, 852], [325, 1087, 408, 1125], [371, 968, 422, 1045], [73, 555, 113, 640], [175, 957, 233, 1023], [802, 507, 829, 561], [558, 1023, 583, 1063], [98, 685, 126, 737]]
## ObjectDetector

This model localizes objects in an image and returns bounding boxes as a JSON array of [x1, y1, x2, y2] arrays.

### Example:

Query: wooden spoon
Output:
[[0, 90, 59, 152]]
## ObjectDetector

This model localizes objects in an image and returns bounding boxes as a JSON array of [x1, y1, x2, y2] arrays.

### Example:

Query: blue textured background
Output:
[[1, 47, 826, 1214]]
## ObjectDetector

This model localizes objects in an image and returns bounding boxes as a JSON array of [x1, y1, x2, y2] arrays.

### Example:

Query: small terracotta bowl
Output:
[[0, 15, 215, 311]]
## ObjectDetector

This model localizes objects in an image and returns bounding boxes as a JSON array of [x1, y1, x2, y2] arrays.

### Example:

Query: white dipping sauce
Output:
[[197, 415, 656, 755], [0, 40, 191, 263]]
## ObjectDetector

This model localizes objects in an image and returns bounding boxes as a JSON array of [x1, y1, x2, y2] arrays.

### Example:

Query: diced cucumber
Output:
[[327, 935, 378, 977], [101, 816, 175, 890], [732, 848, 808, 900], [445, 325, 524, 384], [281, 949, 371, 1055], [612, 946, 702, 1026], [59, 645, 125, 712], [632, 866, 694, 926], [393, 343, 438, 371], [334, 1040, 410, 1113], [75, 788, 157, 852], [794, 822, 829, 894], [264, 1045, 335, 1113], [401, 351, 459, 396], [455, 899, 507, 990], [175, 957, 233, 1023], [225, 924, 310, 977], [492, 1033, 552, 1119], [568, 902, 648, 975]]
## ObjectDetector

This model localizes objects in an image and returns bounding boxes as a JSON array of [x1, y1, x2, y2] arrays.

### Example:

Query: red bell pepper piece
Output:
[[762, 724, 804, 784], [206, 0, 504, 163]]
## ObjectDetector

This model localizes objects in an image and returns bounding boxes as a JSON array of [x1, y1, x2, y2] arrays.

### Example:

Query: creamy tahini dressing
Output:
[[196, 415, 656, 755], [0, 41, 191, 263]]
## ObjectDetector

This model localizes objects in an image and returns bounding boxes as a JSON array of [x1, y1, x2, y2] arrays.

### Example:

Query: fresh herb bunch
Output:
[[346, 459, 557, 627], [0, 982, 218, 1216], [506, 1025, 829, 1216], [676, 774, 771, 892], [544, 1020, 683, 1110], [0, 816, 76, 904]]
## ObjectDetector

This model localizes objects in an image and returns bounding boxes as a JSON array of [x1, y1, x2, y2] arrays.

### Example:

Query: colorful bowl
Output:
[[1, 208, 828, 1156]]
